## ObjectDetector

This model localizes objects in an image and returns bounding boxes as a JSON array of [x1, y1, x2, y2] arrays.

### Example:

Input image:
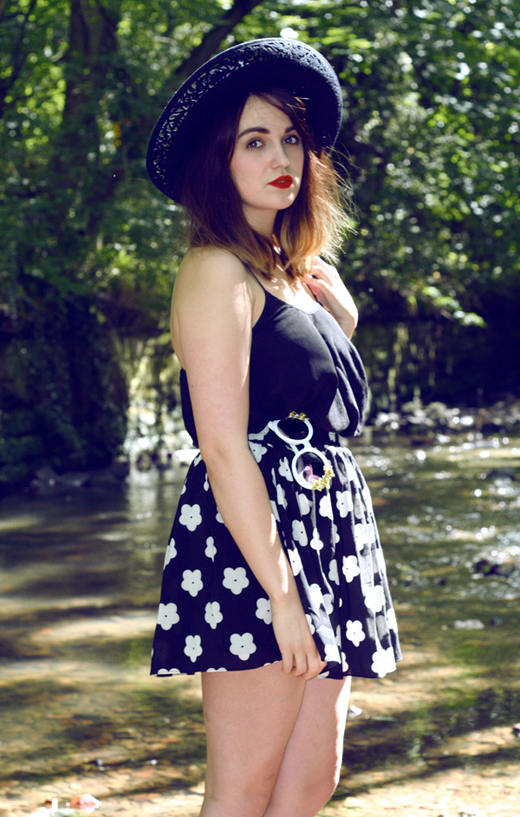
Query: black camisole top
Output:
[[180, 287, 368, 446]]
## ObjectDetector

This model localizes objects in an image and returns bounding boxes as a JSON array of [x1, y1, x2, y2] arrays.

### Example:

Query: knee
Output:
[[204, 769, 277, 817]]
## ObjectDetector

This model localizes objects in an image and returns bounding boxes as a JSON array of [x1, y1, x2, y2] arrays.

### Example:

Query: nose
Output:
[[271, 142, 290, 168]]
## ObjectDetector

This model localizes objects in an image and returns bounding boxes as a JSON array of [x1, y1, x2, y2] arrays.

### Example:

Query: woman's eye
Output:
[[285, 134, 300, 145], [246, 138, 263, 149]]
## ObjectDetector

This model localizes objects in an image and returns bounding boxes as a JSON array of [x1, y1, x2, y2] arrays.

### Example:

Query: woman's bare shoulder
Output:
[[178, 246, 248, 284]]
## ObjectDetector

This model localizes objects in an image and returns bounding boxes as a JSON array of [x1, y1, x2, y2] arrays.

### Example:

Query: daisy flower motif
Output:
[[157, 602, 180, 631], [178, 503, 202, 531], [335, 488, 353, 518], [319, 494, 333, 519], [310, 529, 324, 552], [229, 632, 257, 661], [181, 569, 203, 597], [222, 567, 249, 595], [305, 614, 316, 634], [203, 474, 209, 492], [157, 668, 181, 675], [354, 522, 368, 549], [204, 601, 223, 630], [164, 537, 177, 566], [249, 441, 267, 462], [184, 635, 203, 663], [270, 499, 280, 522], [216, 510, 225, 524], [363, 584, 385, 614], [297, 493, 311, 515], [324, 643, 341, 663], [255, 598, 272, 625], [205, 536, 217, 560], [291, 520, 308, 547], [346, 619, 366, 647], [276, 483, 287, 508], [371, 647, 396, 677], [278, 458, 293, 481], [342, 555, 361, 583], [328, 559, 339, 585], [386, 607, 398, 631], [288, 548, 302, 576], [309, 583, 324, 610], [206, 667, 227, 672]]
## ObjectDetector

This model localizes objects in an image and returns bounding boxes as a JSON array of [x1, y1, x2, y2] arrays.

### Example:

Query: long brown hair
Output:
[[180, 86, 349, 279]]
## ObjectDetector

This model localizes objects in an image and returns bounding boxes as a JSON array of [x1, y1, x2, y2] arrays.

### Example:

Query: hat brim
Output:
[[146, 38, 343, 203]]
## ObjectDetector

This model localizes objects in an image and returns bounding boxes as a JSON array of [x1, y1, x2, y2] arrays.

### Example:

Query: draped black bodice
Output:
[[180, 287, 368, 446]]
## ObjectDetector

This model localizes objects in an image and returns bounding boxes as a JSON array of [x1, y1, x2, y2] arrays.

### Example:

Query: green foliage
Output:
[[0, 0, 519, 485]]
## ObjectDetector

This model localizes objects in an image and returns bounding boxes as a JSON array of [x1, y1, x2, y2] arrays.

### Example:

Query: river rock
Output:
[[474, 546, 520, 578]]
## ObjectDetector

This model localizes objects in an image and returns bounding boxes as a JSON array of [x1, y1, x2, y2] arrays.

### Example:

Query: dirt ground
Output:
[[1, 640, 519, 817]]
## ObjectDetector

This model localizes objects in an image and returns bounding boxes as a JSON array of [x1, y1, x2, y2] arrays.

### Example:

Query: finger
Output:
[[281, 651, 294, 675], [291, 650, 308, 678]]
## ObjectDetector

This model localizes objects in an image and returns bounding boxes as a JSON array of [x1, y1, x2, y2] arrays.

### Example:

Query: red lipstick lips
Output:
[[269, 175, 293, 189]]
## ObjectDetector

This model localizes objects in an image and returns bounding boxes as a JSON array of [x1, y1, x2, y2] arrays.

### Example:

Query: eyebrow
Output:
[[237, 125, 297, 139]]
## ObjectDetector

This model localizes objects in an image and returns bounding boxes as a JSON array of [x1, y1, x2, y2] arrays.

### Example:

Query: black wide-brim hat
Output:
[[146, 37, 343, 203]]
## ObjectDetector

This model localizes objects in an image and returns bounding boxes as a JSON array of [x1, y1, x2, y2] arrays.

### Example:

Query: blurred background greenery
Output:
[[1, 0, 519, 488]]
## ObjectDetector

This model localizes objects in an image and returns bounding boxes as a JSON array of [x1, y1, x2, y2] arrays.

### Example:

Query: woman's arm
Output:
[[172, 248, 325, 680], [304, 257, 359, 338]]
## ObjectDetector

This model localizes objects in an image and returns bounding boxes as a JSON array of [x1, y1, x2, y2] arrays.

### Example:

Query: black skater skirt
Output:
[[150, 416, 402, 679]]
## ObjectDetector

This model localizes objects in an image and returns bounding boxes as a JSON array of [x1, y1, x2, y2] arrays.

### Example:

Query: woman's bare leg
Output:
[[199, 661, 307, 817], [263, 675, 351, 817]]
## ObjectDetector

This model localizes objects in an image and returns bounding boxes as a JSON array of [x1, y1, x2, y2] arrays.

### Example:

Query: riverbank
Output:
[[1, 435, 519, 817]]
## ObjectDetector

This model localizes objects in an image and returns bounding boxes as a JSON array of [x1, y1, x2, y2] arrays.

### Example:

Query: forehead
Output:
[[237, 95, 294, 131]]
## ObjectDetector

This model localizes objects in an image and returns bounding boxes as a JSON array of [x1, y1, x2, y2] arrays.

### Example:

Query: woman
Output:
[[147, 38, 401, 817]]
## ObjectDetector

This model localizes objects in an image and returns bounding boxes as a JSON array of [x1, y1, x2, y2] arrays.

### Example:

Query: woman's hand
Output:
[[270, 592, 327, 681], [304, 257, 358, 338]]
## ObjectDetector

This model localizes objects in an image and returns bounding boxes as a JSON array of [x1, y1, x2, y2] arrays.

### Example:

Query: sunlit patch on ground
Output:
[[0, 436, 519, 816]]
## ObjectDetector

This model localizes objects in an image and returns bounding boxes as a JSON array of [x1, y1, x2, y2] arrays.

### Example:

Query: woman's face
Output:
[[230, 95, 305, 236]]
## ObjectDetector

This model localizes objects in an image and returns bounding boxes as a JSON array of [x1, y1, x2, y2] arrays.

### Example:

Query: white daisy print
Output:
[[181, 569, 203, 598], [164, 537, 177, 566], [203, 474, 209, 491], [292, 520, 308, 547], [328, 559, 339, 585], [178, 503, 202, 531], [319, 494, 333, 519], [216, 510, 225, 524], [184, 635, 203, 663], [354, 522, 368, 549], [346, 619, 366, 647], [229, 633, 257, 661], [288, 548, 302, 576], [335, 489, 353, 517], [157, 603, 180, 630], [276, 483, 287, 508], [342, 555, 361, 583], [363, 584, 385, 614], [386, 607, 398, 631], [324, 643, 341, 663], [204, 601, 223, 630], [205, 536, 216, 560], [309, 583, 324, 610], [297, 493, 311, 515], [371, 647, 396, 677], [310, 529, 324, 552], [305, 614, 316, 634], [278, 458, 293, 481], [157, 668, 181, 675], [270, 499, 280, 522], [249, 442, 267, 462], [206, 667, 227, 672], [255, 598, 272, 624], [222, 566, 249, 595]]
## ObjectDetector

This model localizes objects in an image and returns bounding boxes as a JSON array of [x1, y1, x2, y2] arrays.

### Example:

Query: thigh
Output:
[[264, 675, 352, 816], [201, 661, 307, 814]]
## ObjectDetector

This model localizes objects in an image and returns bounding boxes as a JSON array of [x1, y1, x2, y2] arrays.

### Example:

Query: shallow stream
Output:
[[1, 434, 519, 816]]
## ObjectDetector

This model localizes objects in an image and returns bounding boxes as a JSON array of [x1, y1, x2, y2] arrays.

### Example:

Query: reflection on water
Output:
[[1, 437, 520, 814]]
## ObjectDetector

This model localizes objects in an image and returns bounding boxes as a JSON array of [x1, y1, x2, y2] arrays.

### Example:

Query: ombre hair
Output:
[[180, 86, 349, 280]]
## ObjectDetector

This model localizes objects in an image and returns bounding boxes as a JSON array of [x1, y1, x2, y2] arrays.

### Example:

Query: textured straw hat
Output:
[[146, 37, 343, 203]]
